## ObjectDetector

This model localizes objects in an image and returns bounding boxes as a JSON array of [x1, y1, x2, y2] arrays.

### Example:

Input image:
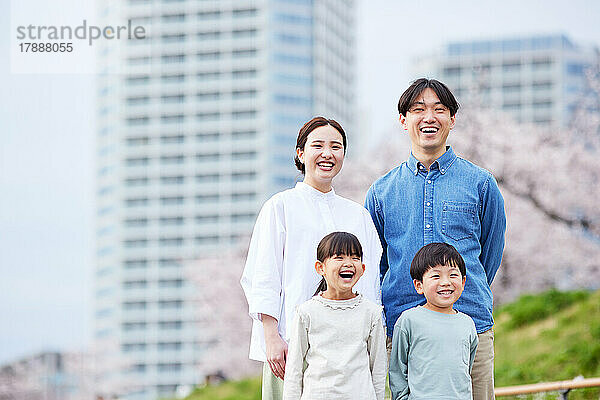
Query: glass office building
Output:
[[94, 1, 356, 398]]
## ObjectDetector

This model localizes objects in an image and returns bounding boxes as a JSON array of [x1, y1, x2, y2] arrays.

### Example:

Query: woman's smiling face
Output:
[[296, 125, 345, 192]]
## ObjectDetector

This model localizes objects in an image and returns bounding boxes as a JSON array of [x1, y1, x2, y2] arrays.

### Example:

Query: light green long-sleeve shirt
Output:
[[389, 306, 478, 400]]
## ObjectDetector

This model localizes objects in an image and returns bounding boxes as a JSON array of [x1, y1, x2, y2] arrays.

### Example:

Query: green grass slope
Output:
[[182, 289, 600, 400], [494, 289, 600, 399]]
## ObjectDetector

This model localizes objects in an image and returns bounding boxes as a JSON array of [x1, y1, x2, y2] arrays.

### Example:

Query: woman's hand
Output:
[[261, 314, 288, 379]]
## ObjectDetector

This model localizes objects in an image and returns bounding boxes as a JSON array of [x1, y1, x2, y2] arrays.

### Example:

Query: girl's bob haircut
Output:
[[314, 232, 363, 295]]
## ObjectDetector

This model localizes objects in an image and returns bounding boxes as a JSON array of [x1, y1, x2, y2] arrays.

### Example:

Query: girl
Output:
[[283, 232, 387, 400], [240, 117, 382, 399]]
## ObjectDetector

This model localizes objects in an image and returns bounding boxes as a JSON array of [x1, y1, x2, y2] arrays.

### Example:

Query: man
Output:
[[365, 78, 506, 400]]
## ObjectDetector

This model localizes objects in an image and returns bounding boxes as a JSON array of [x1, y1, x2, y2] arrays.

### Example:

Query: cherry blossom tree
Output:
[[186, 244, 261, 381]]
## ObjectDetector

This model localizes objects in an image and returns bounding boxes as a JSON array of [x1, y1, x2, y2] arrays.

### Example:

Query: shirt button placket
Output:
[[424, 175, 434, 243], [319, 200, 336, 231]]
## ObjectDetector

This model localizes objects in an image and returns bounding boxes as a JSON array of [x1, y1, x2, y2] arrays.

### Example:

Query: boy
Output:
[[389, 243, 478, 400]]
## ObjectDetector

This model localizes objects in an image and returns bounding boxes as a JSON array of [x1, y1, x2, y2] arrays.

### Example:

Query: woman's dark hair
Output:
[[410, 242, 466, 282], [294, 116, 347, 174], [398, 78, 460, 117], [314, 231, 363, 295]]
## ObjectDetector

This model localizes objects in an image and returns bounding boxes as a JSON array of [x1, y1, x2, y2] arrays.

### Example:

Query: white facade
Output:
[[411, 34, 598, 126], [94, 1, 355, 399]]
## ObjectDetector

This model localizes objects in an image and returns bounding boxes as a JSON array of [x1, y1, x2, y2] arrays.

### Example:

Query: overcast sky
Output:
[[1, 0, 600, 364]]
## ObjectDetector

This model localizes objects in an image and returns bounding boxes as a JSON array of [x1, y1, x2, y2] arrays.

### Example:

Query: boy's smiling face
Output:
[[414, 263, 466, 314]]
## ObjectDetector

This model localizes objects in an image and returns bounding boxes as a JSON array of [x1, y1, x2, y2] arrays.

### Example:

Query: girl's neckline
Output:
[[313, 293, 363, 310]]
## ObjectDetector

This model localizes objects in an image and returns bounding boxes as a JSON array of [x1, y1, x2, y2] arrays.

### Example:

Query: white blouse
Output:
[[240, 182, 383, 362]]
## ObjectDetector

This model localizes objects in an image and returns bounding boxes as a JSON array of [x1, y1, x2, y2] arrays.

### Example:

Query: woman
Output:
[[240, 117, 383, 399]]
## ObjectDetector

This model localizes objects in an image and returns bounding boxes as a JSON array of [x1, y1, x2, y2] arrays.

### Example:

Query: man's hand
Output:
[[262, 314, 288, 379]]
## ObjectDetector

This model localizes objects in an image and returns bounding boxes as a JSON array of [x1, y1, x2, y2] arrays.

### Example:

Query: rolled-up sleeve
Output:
[[240, 198, 286, 321]]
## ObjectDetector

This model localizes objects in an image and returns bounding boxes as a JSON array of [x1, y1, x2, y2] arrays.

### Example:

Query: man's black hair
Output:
[[398, 78, 460, 117], [410, 242, 466, 281]]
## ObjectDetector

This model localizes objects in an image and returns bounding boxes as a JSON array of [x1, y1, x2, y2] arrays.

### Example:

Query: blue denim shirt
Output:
[[365, 147, 506, 335]]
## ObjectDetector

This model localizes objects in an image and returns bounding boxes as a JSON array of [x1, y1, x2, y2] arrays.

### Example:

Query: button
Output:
[[427, 180, 432, 184], [441, 168, 445, 172], [426, 202, 431, 206], [426, 224, 431, 228]]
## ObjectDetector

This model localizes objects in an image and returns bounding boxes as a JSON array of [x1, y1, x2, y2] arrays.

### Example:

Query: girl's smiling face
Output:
[[315, 253, 365, 300], [296, 125, 345, 193]]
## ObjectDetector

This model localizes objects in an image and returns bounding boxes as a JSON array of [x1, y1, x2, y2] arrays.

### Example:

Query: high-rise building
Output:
[[94, 1, 356, 399], [412, 34, 598, 126]]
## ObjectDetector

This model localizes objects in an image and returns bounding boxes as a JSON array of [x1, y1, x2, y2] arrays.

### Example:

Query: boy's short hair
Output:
[[398, 78, 460, 117], [410, 243, 466, 281]]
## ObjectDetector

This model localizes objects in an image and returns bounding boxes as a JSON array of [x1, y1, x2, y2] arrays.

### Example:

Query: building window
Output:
[[232, 213, 256, 222], [232, 110, 257, 119], [197, 51, 221, 60], [196, 111, 220, 121], [162, 54, 186, 63], [232, 48, 257, 58], [126, 116, 150, 126], [195, 194, 219, 203], [159, 299, 183, 308], [159, 279, 184, 288], [122, 321, 147, 331], [123, 301, 147, 311], [159, 237, 184, 246], [196, 132, 220, 141], [195, 235, 219, 244], [125, 197, 149, 207], [158, 342, 182, 351], [161, 33, 186, 43], [232, 171, 256, 181], [161, 94, 185, 104], [126, 75, 150, 85], [232, 8, 257, 17], [161, 73, 186, 83], [161, 196, 184, 205], [197, 10, 221, 19], [124, 259, 148, 269], [124, 218, 148, 227], [232, 69, 257, 79], [232, 28, 257, 38], [195, 214, 219, 223], [159, 320, 183, 329], [125, 177, 149, 186], [160, 216, 184, 226], [123, 280, 148, 289], [126, 96, 150, 106], [197, 31, 221, 39], [126, 136, 150, 146], [232, 130, 257, 139], [162, 13, 185, 22], [196, 173, 219, 182], [231, 192, 256, 201], [197, 71, 221, 81], [126, 157, 150, 166], [157, 363, 182, 372], [197, 91, 220, 100], [232, 150, 257, 160], [161, 135, 185, 144], [232, 89, 257, 99], [195, 152, 220, 161], [160, 155, 185, 164], [122, 343, 147, 352]]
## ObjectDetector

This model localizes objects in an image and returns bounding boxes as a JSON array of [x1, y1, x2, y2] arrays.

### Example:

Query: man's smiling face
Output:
[[400, 87, 455, 160]]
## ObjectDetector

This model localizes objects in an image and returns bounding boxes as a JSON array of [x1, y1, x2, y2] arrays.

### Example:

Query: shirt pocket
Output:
[[442, 201, 477, 241]]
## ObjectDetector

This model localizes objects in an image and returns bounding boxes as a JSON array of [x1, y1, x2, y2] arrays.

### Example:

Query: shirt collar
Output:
[[295, 181, 336, 200], [407, 146, 457, 176]]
